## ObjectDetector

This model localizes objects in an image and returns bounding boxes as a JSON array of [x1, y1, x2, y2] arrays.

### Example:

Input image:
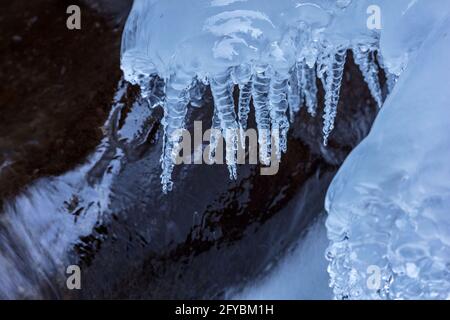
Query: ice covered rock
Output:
[[121, 0, 386, 190], [326, 1, 450, 299]]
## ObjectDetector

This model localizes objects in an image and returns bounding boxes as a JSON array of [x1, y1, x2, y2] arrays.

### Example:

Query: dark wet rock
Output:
[[0, 0, 131, 206], [68, 53, 379, 299]]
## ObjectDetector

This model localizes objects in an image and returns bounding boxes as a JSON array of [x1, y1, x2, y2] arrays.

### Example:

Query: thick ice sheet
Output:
[[326, 4, 450, 299]]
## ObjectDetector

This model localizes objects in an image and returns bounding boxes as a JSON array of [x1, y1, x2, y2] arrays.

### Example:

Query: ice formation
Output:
[[121, 0, 387, 192], [121, 0, 450, 299], [326, 0, 450, 299]]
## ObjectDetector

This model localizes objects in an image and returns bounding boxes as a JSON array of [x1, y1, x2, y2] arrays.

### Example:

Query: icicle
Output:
[[209, 106, 221, 162], [377, 51, 398, 95], [252, 65, 272, 166], [352, 46, 383, 108], [160, 74, 191, 193], [386, 72, 398, 94], [210, 70, 239, 179], [319, 45, 347, 146], [298, 61, 318, 117], [269, 73, 290, 159], [238, 82, 252, 148], [288, 64, 301, 123], [232, 65, 253, 148]]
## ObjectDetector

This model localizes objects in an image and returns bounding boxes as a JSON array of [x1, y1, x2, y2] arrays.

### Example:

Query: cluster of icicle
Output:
[[134, 42, 386, 193]]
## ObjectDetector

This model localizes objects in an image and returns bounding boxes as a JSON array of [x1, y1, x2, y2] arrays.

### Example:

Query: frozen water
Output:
[[121, 0, 450, 299], [0, 82, 128, 299], [121, 0, 385, 191], [326, 1, 450, 299]]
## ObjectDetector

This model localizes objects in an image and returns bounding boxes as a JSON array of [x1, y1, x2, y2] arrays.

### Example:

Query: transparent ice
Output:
[[325, 0, 450, 300], [121, 0, 385, 191], [121, 0, 450, 299]]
